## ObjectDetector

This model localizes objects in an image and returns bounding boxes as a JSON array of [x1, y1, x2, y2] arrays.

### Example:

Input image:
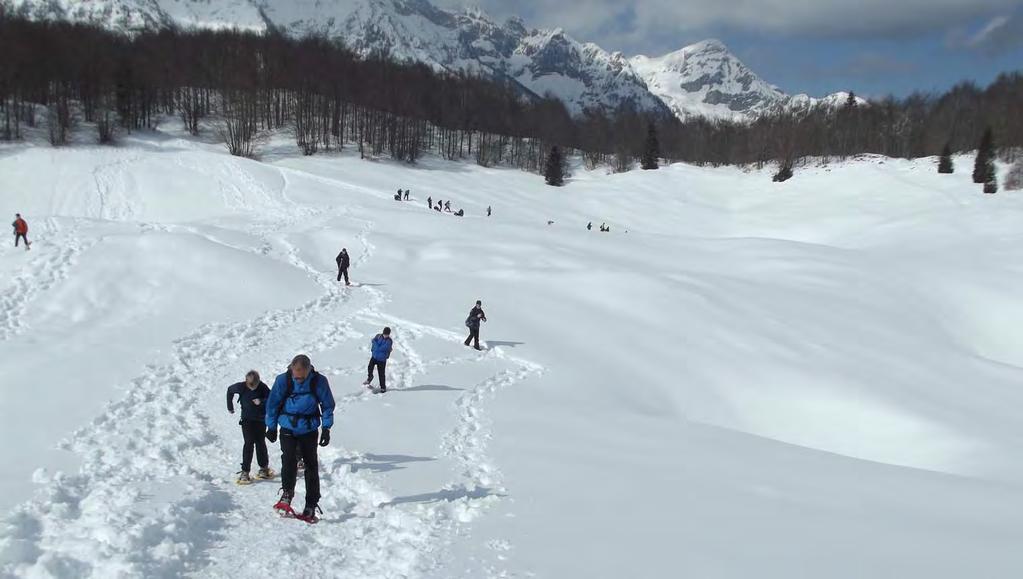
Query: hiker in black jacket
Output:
[[464, 300, 487, 350], [227, 371, 274, 484], [336, 248, 351, 286]]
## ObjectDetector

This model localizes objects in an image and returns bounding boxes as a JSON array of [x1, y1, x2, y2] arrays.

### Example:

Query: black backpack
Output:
[[276, 367, 322, 430]]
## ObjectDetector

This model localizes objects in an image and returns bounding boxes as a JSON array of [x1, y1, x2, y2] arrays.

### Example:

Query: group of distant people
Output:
[[425, 196, 491, 218], [586, 221, 611, 232], [224, 246, 492, 524], [395, 189, 496, 219]]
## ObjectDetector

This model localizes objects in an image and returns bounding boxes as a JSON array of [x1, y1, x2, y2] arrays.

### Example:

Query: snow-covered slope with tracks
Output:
[[1, 125, 1022, 577]]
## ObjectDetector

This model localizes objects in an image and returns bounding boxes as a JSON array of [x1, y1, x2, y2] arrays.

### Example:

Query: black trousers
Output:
[[465, 326, 480, 348], [280, 429, 320, 509], [337, 267, 349, 284], [14, 233, 28, 247], [240, 420, 269, 471], [367, 359, 386, 390]]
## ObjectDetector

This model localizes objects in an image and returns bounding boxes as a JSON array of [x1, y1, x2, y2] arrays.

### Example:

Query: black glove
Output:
[[266, 428, 278, 443], [319, 428, 330, 447]]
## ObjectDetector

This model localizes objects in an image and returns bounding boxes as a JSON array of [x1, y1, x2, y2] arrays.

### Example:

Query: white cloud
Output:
[[966, 13, 1023, 53]]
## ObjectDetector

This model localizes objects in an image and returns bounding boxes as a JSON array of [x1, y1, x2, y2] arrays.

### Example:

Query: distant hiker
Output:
[[394, 193, 402, 201], [464, 300, 487, 350], [434, 205, 442, 212], [12, 214, 29, 250], [444, 201, 452, 212], [428, 196, 433, 210], [600, 222, 608, 232], [587, 222, 593, 231], [266, 354, 336, 523], [363, 327, 393, 393], [547, 220, 555, 226], [336, 248, 351, 286], [227, 371, 274, 485], [454, 209, 464, 217], [404, 190, 410, 201], [487, 206, 492, 217]]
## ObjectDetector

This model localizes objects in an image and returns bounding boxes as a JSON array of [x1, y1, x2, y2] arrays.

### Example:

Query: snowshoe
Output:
[[236, 471, 253, 485], [273, 490, 295, 517], [255, 468, 276, 480], [295, 506, 321, 524]]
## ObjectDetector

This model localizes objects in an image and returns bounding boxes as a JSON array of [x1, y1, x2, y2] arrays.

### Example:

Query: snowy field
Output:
[[1, 123, 1023, 578]]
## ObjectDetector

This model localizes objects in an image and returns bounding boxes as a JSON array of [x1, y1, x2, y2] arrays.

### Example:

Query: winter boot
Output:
[[273, 489, 295, 516], [296, 505, 321, 524], [255, 467, 276, 480], [236, 471, 252, 485]]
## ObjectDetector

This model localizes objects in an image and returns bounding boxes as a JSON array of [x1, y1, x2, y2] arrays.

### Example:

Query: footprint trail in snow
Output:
[[0, 161, 543, 579]]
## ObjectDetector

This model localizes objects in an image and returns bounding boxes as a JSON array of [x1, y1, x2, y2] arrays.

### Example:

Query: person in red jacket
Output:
[[12, 214, 30, 250]]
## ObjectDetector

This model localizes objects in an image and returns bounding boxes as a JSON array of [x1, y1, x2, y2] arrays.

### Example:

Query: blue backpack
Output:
[[276, 368, 322, 430]]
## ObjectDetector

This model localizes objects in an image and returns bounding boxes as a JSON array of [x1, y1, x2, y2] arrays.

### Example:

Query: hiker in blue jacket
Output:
[[226, 371, 274, 484], [265, 354, 335, 523], [363, 327, 393, 393]]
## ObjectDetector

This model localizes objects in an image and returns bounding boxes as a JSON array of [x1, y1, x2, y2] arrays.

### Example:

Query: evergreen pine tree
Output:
[[544, 145, 564, 186], [973, 127, 995, 184], [641, 122, 660, 170], [938, 142, 954, 174]]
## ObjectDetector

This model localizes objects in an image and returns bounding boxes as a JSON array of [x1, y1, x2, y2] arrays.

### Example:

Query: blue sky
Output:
[[449, 0, 1023, 98]]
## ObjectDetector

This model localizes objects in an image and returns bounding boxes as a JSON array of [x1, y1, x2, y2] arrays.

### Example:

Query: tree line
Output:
[[0, 16, 578, 173], [1, 14, 1021, 178], [649, 78, 1023, 168]]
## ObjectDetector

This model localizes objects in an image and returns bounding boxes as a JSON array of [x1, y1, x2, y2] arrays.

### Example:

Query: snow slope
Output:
[[2, 128, 1023, 577]]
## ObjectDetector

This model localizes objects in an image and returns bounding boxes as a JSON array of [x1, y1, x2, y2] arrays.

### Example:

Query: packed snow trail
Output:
[[0, 153, 544, 578]]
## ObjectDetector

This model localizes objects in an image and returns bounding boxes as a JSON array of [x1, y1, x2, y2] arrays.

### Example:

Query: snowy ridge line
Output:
[[0, 218, 92, 343]]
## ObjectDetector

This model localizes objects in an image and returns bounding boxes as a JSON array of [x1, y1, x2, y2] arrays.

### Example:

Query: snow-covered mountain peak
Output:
[[630, 39, 787, 121], [4, 0, 854, 121]]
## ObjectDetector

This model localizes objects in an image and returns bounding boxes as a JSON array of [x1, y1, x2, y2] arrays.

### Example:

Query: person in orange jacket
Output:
[[12, 214, 30, 250]]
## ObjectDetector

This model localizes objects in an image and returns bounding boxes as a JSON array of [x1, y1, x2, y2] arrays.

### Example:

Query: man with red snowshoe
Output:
[[265, 354, 335, 523]]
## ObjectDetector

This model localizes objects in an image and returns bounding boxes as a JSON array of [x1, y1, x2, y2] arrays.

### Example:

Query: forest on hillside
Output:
[[1, 16, 1021, 173]]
